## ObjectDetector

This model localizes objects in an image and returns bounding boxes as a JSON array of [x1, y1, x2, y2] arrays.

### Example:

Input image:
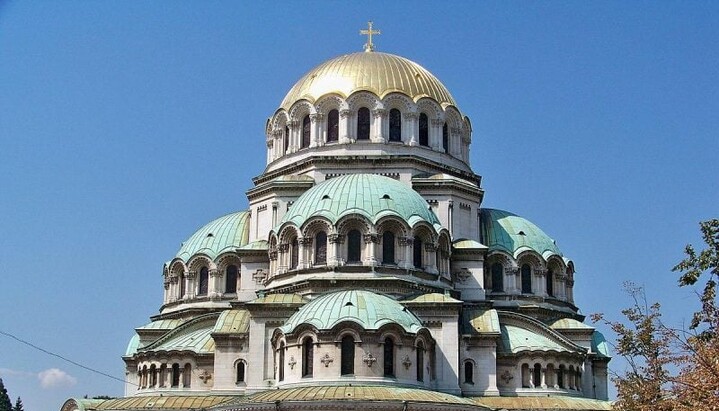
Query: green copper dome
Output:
[[176, 211, 250, 261], [280, 290, 423, 334], [479, 208, 562, 259], [278, 174, 441, 230]]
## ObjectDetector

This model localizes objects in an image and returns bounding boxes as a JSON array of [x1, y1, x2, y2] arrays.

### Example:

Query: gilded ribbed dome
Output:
[[279, 52, 456, 110]]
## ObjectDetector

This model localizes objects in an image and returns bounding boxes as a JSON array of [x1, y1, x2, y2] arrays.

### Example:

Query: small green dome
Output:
[[280, 290, 422, 334], [176, 211, 250, 261], [278, 174, 441, 230], [479, 208, 562, 259]]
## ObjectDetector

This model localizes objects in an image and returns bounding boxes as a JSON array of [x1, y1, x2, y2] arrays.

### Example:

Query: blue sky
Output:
[[0, 1, 717, 409]]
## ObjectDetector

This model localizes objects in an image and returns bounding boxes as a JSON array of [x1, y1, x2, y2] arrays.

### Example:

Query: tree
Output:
[[592, 219, 719, 411], [12, 398, 22, 411], [0, 379, 12, 411]]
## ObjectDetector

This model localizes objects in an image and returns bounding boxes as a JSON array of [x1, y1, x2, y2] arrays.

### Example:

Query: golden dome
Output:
[[279, 52, 457, 110]]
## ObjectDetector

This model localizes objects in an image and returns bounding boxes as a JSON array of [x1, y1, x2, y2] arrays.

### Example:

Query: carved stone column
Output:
[[163, 277, 171, 304], [505, 267, 519, 294], [310, 113, 323, 148], [299, 237, 312, 269], [339, 109, 351, 143], [450, 127, 460, 157], [400, 236, 414, 269], [535, 269, 547, 296], [372, 109, 386, 142], [329, 234, 344, 267], [430, 118, 443, 151], [209, 268, 221, 299], [363, 233, 378, 266], [424, 242, 438, 274], [185, 271, 196, 299], [277, 243, 289, 274], [405, 112, 418, 146], [287, 120, 298, 153]]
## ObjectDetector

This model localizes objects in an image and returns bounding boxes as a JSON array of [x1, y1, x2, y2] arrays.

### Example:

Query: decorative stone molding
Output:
[[198, 369, 212, 384], [363, 352, 377, 367], [339, 109, 350, 118], [253, 269, 267, 284], [288, 356, 297, 370], [454, 268, 471, 284], [501, 370, 514, 384], [402, 355, 412, 370], [329, 234, 344, 244], [424, 243, 437, 252], [320, 353, 334, 367], [186, 271, 197, 279], [363, 233, 378, 244]]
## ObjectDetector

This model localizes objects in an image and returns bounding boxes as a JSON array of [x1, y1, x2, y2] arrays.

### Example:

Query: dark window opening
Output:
[[236, 361, 245, 383], [290, 238, 299, 270], [315, 231, 327, 265], [533, 364, 541, 388], [419, 113, 429, 146], [413, 236, 423, 269], [442, 122, 449, 153], [357, 108, 370, 140], [389, 108, 402, 141], [382, 231, 395, 264], [546, 270, 554, 297], [341, 335, 355, 375], [279, 342, 285, 382], [327, 109, 339, 142], [416, 341, 424, 382], [226, 264, 238, 293], [171, 363, 180, 387], [491, 262, 503, 292], [198, 267, 209, 295], [302, 338, 313, 377], [383, 338, 395, 377], [284, 126, 290, 153], [347, 230, 361, 263], [521, 264, 532, 294], [464, 361, 474, 384]]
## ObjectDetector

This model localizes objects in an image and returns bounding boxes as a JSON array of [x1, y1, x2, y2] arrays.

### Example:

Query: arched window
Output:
[[383, 338, 394, 377], [183, 363, 191, 388], [341, 335, 355, 375], [159, 364, 166, 388], [442, 122, 448, 153], [382, 231, 395, 264], [389, 108, 402, 141], [533, 363, 541, 388], [284, 125, 290, 153], [546, 269, 554, 297], [546, 364, 555, 387], [226, 264, 238, 293], [179, 273, 186, 299], [491, 262, 504, 292], [301, 115, 311, 148], [558, 365, 565, 388], [236, 361, 246, 384], [464, 361, 474, 384], [416, 341, 424, 382], [347, 230, 362, 263], [149, 364, 157, 387], [327, 109, 339, 142], [413, 236, 423, 269], [521, 264, 532, 294], [419, 113, 429, 146], [141, 365, 147, 388], [302, 337, 313, 377], [198, 267, 209, 296], [357, 107, 370, 140], [278, 342, 285, 382], [171, 363, 180, 387], [315, 231, 327, 265], [290, 238, 299, 270]]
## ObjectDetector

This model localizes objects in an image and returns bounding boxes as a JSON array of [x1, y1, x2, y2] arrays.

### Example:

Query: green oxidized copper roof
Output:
[[280, 290, 423, 334], [592, 330, 611, 358], [278, 174, 441, 230], [213, 309, 251, 334], [125, 334, 141, 356], [499, 324, 573, 354], [176, 211, 250, 261], [139, 314, 217, 354], [549, 318, 594, 330], [480, 208, 562, 259], [403, 292, 462, 304], [248, 293, 308, 305], [246, 385, 476, 405], [238, 240, 269, 250], [452, 239, 487, 249], [136, 318, 182, 331]]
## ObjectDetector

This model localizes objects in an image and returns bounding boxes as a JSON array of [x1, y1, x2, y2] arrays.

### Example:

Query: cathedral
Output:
[[62, 25, 612, 411]]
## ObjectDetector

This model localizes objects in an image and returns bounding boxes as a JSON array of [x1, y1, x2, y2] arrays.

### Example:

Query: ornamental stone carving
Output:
[[198, 369, 212, 384], [363, 352, 377, 367], [320, 353, 334, 367], [500, 370, 514, 384], [402, 355, 412, 370], [288, 356, 297, 370]]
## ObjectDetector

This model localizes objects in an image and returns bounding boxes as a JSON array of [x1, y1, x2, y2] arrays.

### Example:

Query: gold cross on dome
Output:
[[360, 21, 381, 52]]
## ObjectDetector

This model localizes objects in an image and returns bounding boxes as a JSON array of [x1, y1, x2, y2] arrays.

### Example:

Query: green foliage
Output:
[[12, 397, 22, 411], [0, 379, 12, 411]]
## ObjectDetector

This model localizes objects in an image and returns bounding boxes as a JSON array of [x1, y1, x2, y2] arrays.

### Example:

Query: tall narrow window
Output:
[[302, 115, 311, 148], [558, 365, 565, 388], [413, 236, 423, 269], [546, 269, 554, 297], [341, 335, 355, 375], [389, 108, 402, 141], [382, 231, 395, 264], [419, 113, 429, 146], [464, 361, 474, 384], [198, 267, 209, 296], [159, 364, 166, 388], [416, 341, 424, 382], [315, 231, 327, 265], [302, 337, 313, 377], [284, 126, 290, 153], [290, 238, 299, 269], [347, 230, 361, 263], [183, 363, 191, 388], [149, 364, 157, 387], [521, 363, 530, 388], [521, 264, 532, 294], [278, 342, 285, 382], [533, 363, 541, 388], [179, 273, 186, 299], [226, 265, 238, 293], [357, 107, 370, 140], [171, 363, 180, 387], [327, 109, 339, 142], [442, 122, 449, 153], [236, 361, 246, 383], [491, 262, 504, 292], [383, 338, 394, 377]]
